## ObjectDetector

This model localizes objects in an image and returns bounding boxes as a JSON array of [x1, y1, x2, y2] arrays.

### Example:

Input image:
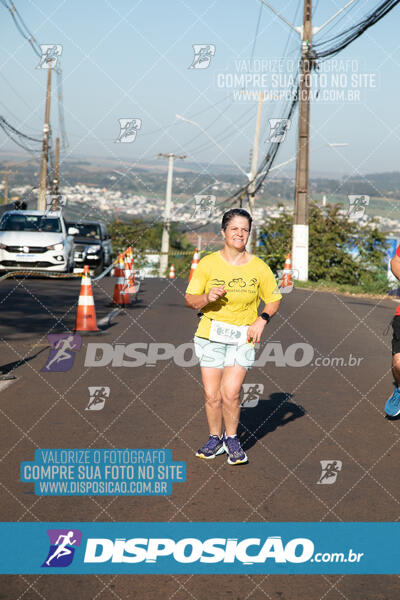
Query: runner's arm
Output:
[[261, 299, 281, 318], [391, 254, 400, 280], [247, 299, 281, 342], [185, 293, 209, 309], [185, 286, 226, 309]]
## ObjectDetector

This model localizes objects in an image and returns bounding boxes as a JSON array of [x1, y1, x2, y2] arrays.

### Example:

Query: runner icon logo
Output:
[[268, 118, 291, 143], [42, 529, 82, 568], [37, 44, 62, 69], [41, 334, 82, 373], [86, 386, 110, 411], [317, 460, 342, 485], [188, 44, 216, 69], [241, 383, 264, 408], [193, 194, 216, 219], [347, 195, 369, 221], [115, 118, 142, 143]]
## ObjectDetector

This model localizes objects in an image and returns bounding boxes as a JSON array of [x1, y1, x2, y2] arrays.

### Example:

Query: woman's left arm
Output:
[[247, 299, 281, 343]]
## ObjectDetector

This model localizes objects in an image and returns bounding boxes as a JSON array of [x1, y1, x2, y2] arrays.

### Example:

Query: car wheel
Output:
[[66, 256, 74, 273], [94, 257, 105, 277]]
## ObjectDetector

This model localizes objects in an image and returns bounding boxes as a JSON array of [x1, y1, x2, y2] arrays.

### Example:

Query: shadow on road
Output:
[[239, 392, 306, 451], [0, 346, 49, 377]]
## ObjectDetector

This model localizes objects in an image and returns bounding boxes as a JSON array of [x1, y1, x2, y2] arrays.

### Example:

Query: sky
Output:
[[1, 0, 400, 178]]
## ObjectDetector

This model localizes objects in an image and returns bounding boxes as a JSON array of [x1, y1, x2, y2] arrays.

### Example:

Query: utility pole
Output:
[[259, 0, 355, 280], [248, 91, 263, 251], [2, 170, 10, 205], [292, 0, 312, 281], [49, 136, 61, 211], [52, 136, 60, 195], [248, 91, 263, 216], [38, 68, 52, 211], [158, 153, 185, 277]]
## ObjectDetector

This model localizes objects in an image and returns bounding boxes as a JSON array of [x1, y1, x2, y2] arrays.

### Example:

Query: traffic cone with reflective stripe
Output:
[[122, 256, 132, 305], [188, 248, 200, 281], [280, 253, 293, 291], [74, 265, 99, 332], [112, 254, 127, 305], [126, 247, 136, 292], [169, 264, 175, 279]]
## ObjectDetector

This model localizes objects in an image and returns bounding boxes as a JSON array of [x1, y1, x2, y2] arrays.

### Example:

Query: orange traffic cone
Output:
[[74, 265, 99, 332], [113, 254, 127, 305], [169, 264, 175, 279], [126, 247, 136, 292], [280, 253, 293, 290], [122, 257, 132, 306], [188, 248, 200, 281]]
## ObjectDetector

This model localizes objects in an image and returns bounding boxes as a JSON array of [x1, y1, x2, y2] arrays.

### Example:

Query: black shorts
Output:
[[392, 315, 400, 355]]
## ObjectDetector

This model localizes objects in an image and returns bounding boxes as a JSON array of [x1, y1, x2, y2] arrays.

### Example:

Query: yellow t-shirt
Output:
[[185, 251, 282, 339]]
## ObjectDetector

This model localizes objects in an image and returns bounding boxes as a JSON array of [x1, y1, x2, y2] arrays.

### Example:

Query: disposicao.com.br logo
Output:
[[0, 523, 381, 574], [84, 535, 314, 564], [82, 536, 364, 567]]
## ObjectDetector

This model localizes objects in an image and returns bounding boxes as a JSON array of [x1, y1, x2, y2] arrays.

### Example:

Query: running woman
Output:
[[385, 246, 400, 417], [185, 208, 282, 464]]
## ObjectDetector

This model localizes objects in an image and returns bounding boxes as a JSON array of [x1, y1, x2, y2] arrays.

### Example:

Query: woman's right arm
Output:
[[185, 293, 209, 310], [185, 286, 226, 310]]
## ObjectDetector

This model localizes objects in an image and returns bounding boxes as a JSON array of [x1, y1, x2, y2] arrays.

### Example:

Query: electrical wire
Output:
[[0, 0, 41, 57], [186, 104, 258, 155], [224, 0, 400, 209], [313, 0, 400, 59], [0, 116, 42, 153], [1, 0, 68, 150]]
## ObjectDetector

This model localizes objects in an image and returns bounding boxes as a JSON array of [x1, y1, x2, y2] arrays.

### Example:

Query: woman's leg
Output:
[[220, 364, 247, 437], [200, 366, 224, 436]]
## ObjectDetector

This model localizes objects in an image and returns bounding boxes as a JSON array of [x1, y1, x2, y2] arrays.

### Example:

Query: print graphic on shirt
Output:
[[210, 277, 259, 292], [228, 277, 246, 288], [211, 278, 226, 286]]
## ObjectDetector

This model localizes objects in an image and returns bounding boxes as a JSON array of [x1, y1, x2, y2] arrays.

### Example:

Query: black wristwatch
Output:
[[260, 312, 271, 323]]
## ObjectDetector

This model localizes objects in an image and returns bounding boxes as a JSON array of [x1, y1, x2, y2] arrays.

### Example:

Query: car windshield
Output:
[[70, 224, 101, 239], [0, 214, 62, 233]]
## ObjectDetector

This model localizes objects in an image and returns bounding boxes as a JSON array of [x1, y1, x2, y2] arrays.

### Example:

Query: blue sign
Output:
[[0, 522, 399, 574], [20, 449, 186, 496]]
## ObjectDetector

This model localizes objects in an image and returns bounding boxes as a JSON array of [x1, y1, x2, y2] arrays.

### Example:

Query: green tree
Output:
[[108, 218, 195, 277], [258, 203, 388, 292]]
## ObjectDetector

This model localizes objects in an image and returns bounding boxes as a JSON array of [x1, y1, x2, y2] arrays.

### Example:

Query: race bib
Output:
[[209, 319, 249, 346]]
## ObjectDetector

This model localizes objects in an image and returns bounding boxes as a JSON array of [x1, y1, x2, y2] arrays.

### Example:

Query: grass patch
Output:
[[294, 278, 393, 298]]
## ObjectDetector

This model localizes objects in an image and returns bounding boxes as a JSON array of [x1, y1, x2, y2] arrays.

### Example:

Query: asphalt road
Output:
[[0, 274, 399, 599]]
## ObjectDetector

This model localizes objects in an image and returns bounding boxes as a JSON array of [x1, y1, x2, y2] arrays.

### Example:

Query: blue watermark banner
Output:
[[20, 449, 185, 496], [0, 522, 399, 574]]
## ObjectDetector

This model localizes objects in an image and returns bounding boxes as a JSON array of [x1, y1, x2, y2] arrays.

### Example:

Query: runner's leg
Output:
[[220, 364, 247, 437], [392, 353, 400, 385], [200, 367, 224, 436]]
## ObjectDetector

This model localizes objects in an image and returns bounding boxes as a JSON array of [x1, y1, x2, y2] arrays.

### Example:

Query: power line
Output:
[[0, 115, 42, 153], [313, 0, 400, 59], [186, 104, 258, 155], [314, 0, 361, 41], [56, 68, 68, 149], [250, 1, 264, 61], [1, 0, 69, 151], [0, 72, 35, 113], [223, 0, 400, 213], [0, 0, 42, 57]]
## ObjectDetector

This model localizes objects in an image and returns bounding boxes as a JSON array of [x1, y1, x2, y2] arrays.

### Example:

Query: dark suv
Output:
[[67, 220, 114, 275]]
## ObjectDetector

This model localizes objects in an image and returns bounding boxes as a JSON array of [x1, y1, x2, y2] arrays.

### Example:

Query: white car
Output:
[[0, 210, 75, 272]]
